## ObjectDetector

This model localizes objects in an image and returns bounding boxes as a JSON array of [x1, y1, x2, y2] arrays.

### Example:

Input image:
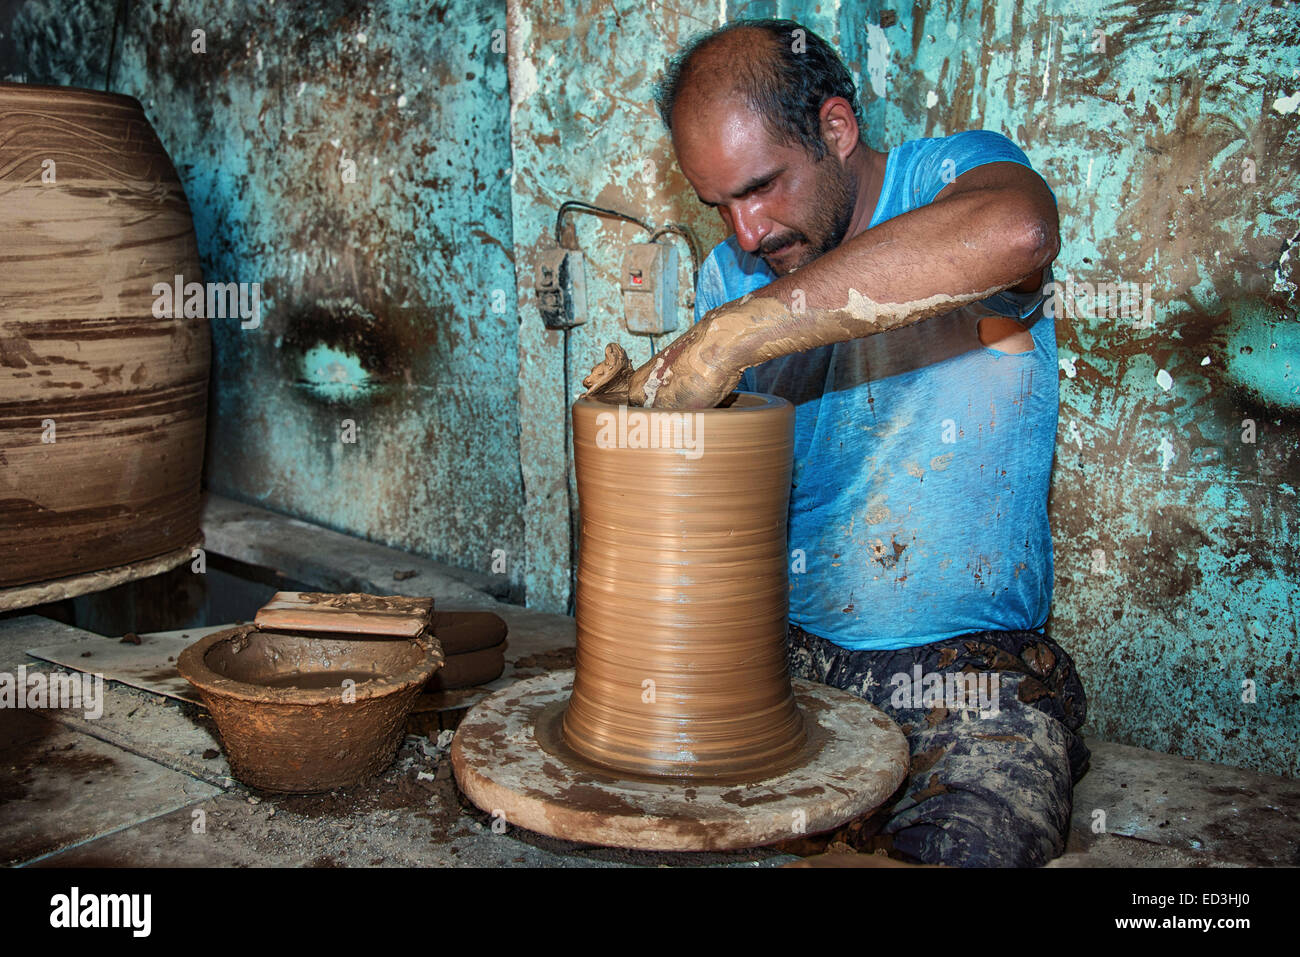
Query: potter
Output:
[[583, 18, 1090, 867]]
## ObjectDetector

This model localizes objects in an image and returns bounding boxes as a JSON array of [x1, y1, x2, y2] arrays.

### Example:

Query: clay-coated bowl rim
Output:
[[574, 390, 791, 415], [176, 625, 443, 706]]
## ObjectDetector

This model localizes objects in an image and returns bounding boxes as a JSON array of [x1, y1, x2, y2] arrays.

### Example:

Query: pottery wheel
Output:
[[450, 670, 910, 852]]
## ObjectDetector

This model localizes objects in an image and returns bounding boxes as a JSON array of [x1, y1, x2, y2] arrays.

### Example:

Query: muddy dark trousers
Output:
[[787, 623, 1090, 867]]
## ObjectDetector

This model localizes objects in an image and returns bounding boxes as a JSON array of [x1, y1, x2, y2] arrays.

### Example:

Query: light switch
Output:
[[621, 243, 678, 335]]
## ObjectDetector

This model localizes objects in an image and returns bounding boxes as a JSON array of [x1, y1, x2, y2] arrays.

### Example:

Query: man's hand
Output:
[[628, 314, 749, 408], [584, 312, 750, 409]]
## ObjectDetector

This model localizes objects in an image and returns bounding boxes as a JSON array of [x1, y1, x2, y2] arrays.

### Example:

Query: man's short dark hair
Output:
[[654, 18, 865, 161]]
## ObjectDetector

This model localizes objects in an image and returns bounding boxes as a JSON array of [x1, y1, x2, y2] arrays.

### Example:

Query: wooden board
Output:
[[253, 591, 433, 637], [27, 626, 234, 704], [0, 541, 199, 613]]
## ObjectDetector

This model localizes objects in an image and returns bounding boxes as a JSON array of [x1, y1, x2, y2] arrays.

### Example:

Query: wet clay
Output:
[[421, 610, 508, 691], [253, 670, 385, 690], [0, 84, 209, 588], [562, 392, 805, 781], [584, 282, 1008, 410], [426, 642, 507, 691], [177, 625, 443, 793], [430, 610, 508, 655]]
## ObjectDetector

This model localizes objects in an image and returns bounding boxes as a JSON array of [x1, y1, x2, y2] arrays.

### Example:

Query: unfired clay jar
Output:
[[177, 625, 443, 793], [0, 84, 209, 589], [562, 392, 805, 780]]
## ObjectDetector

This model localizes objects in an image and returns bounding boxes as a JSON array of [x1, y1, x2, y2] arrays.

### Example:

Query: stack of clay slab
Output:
[[426, 611, 508, 691]]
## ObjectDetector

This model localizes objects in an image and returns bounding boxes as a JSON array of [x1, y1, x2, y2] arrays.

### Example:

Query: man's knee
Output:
[[882, 706, 1075, 866], [889, 813, 1062, 867]]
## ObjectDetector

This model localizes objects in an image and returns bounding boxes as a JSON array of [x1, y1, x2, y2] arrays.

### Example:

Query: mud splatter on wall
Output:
[[506, 0, 1298, 776], [4, 0, 1297, 774], [814, 0, 1299, 778]]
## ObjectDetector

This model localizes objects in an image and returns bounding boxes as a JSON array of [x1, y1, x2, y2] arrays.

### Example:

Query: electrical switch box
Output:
[[621, 243, 678, 335], [535, 249, 588, 329]]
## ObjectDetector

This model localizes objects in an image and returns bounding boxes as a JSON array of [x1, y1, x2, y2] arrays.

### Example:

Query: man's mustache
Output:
[[758, 232, 806, 256]]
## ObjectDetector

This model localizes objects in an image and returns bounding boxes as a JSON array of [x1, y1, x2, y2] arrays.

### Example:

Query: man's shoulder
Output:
[[881, 129, 1040, 218], [897, 129, 1027, 149], [892, 129, 1031, 169]]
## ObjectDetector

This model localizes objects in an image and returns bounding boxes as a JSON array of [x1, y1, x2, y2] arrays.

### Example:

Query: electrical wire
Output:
[[562, 325, 576, 616], [551, 202, 703, 614], [556, 200, 654, 247], [650, 222, 702, 293]]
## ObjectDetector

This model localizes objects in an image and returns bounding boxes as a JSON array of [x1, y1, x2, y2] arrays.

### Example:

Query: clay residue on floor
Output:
[[510, 646, 576, 674], [269, 734, 466, 838]]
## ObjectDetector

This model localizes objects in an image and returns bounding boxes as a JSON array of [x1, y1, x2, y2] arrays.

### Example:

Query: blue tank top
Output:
[[694, 130, 1059, 651]]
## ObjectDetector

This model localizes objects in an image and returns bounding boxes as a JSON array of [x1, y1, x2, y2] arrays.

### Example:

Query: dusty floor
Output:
[[2, 497, 1296, 868], [5, 610, 1297, 868]]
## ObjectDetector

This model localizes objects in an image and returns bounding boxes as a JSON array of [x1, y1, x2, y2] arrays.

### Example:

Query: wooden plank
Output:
[[254, 591, 433, 637], [0, 540, 199, 613]]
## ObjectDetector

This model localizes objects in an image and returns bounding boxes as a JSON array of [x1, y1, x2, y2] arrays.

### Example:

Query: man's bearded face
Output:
[[751, 154, 855, 275], [673, 99, 858, 277]]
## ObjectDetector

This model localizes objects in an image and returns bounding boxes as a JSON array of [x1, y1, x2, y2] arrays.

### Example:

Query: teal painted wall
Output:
[[506, 0, 729, 613], [7, 0, 527, 598], [505, 0, 1299, 776], [818, 0, 1300, 777], [6, 0, 1298, 774]]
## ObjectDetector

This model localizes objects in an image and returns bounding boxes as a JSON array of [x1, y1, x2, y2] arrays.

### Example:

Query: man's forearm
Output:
[[607, 180, 1060, 409], [719, 185, 1059, 369]]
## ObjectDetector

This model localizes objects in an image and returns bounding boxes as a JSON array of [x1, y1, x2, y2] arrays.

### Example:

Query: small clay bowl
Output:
[[178, 625, 444, 793]]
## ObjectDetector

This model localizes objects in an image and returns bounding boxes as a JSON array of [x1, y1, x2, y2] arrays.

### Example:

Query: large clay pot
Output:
[[0, 84, 209, 591], [563, 392, 806, 780]]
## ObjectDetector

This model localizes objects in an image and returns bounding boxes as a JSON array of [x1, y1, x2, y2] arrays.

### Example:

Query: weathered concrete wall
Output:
[[7, 0, 526, 598], [506, 0, 1299, 775], [817, 0, 1299, 778], [6, 0, 1297, 774], [505, 0, 728, 612]]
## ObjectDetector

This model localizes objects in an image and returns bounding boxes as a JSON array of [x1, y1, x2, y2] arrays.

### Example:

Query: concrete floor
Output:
[[2, 497, 1296, 868]]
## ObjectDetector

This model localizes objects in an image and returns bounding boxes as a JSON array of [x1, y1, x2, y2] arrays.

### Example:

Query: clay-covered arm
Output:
[[593, 162, 1059, 409]]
